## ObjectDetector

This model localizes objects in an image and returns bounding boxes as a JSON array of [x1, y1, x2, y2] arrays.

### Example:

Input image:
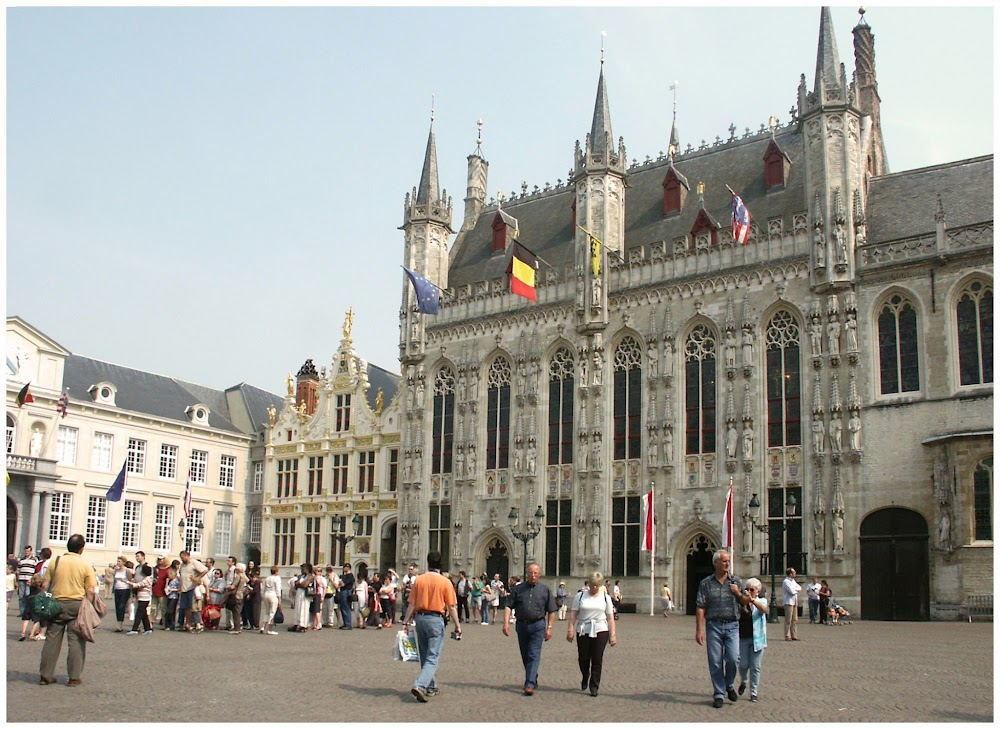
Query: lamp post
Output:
[[508, 505, 545, 579], [332, 513, 362, 549], [178, 517, 205, 553], [748, 492, 797, 624]]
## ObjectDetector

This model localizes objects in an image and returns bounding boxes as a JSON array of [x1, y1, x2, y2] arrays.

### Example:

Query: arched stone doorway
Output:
[[380, 521, 398, 574], [356, 562, 369, 583], [485, 538, 510, 584], [244, 546, 261, 568], [685, 534, 718, 616], [860, 508, 929, 620], [7, 498, 17, 556]]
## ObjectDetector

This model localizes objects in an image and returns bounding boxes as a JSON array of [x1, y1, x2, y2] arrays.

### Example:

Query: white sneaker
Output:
[[267, 630, 278, 635], [126, 631, 139, 635]]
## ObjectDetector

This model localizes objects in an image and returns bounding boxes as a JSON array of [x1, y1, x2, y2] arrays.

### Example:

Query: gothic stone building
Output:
[[260, 312, 402, 582], [395, 8, 992, 619]]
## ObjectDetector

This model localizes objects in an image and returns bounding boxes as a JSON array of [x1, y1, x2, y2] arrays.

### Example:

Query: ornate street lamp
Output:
[[332, 513, 362, 548], [178, 517, 205, 552], [508, 505, 545, 579], [748, 492, 797, 624]]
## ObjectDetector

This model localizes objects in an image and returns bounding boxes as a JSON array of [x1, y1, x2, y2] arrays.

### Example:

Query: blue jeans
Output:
[[338, 591, 352, 628], [808, 597, 820, 623], [18, 581, 31, 619], [738, 637, 764, 697], [413, 613, 447, 692], [515, 618, 547, 689], [705, 620, 740, 699]]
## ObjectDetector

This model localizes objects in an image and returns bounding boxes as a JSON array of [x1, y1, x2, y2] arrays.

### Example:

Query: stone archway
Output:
[[473, 529, 513, 580], [860, 508, 929, 620], [379, 520, 398, 575], [485, 539, 510, 584], [684, 534, 719, 615]]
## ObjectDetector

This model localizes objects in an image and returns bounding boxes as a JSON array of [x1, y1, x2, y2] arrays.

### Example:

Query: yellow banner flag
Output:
[[590, 235, 601, 276]]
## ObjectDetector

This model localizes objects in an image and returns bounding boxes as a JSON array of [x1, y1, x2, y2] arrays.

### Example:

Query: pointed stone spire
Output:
[[416, 114, 440, 206], [589, 64, 614, 158], [741, 291, 753, 330], [725, 293, 736, 332], [726, 383, 736, 422], [813, 371, 824, 414], [814, 7, 843, 98], [668, 80, 681, 157], [830, 371, 842, 412], [742, 382, 752, 419], [662, 303, 674, 340], [848, 369, 861, 410]]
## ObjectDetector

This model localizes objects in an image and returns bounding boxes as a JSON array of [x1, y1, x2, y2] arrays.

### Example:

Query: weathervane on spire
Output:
[[668, 80, 680, 158], [600, 30, 607, 65], [430, 94, 435, 126], [768, 115, 778, 139]]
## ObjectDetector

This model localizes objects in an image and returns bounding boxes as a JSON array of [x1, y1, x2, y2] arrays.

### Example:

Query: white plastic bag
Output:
[[394, 628, 419, 662]]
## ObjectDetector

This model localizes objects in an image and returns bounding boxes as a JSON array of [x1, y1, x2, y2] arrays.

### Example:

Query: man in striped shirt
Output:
[[16, 546, 37, 619]]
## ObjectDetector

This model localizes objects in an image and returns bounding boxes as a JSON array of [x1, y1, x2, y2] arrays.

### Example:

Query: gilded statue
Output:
[[267, 405, 276, 427], [375, 387, 384, 414], [343, 307, 355, 340], [285, 373, 294, 396]]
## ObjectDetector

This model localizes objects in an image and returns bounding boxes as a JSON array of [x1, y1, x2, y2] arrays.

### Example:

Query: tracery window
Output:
[[685, 324, 717, 454], [877, 293, 920, 394], [974, 456, 993, 541], [766, 311, 802, 447], [957, 280, 993, 386], [432, 366, 456, 474], [486, 358, 512, 470], [613, 337, 643, 460], [548, 348, 575, 465]]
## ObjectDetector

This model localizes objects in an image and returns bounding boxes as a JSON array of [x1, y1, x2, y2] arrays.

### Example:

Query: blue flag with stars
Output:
[[403, 267, 440, 315], [106, 461, 127, 502]]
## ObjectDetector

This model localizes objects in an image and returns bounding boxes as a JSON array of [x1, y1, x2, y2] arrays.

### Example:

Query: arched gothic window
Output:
[[974, 456, 993, 541], [957, 280, 993, 386], [548, 348, 575, 465], [685, 324, 717, 455], [432, 367, 455, 474], [765, 311, 802, 447], [613, 337, 643, 460], [486, 358, 512, 469], [877, 293, 919, 394]]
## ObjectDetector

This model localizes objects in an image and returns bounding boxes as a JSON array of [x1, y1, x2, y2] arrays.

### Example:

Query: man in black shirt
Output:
[[338, 564, 355, 630], [503, 563, 557, 695]]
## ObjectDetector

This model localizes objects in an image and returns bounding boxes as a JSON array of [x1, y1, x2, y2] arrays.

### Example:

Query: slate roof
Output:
[[365, 363, 401, 412], [62, 354, 281, 436], [448, 128, 807, 288], [866, 156, 993, 243]]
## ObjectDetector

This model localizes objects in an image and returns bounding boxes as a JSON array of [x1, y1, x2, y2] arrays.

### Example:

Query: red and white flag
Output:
[[183, 472, 193, 519], [722, 479, 734, 550], [731, 192, 752, 245], [640, 488, 654, 551]]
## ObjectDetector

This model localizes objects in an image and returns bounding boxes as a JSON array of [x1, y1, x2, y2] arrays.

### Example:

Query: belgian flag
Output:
[[508, 242, 539, 301], [16, 382, 34, 408]]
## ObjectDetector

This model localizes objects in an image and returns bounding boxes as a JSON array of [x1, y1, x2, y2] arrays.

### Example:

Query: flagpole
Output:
[[649, 480, 655, 617], [509, 238, 555, 271], [576, 224, 626, 265], [399, 265, 449, 295]]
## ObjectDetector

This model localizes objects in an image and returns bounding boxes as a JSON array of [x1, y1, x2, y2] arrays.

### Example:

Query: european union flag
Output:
[[106, 461, 127, 502], [403, 267, 440, 315]]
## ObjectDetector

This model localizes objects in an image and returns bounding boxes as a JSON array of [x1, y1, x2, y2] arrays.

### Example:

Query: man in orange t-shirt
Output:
[[402, 551, 461, 702]]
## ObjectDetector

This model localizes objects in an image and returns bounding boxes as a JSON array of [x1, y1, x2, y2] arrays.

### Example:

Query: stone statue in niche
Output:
[[809, 317, 824, 356], [741, 329, 754, 367], [457, 373, 467, 402], [591, 437, 602, 469], [725, 331, 737, 368], [827, 316, 841, 356], [414, 450, 422, 476], [813, 514, 825, 552], [404, 451, 413, 481], [848, 412, 861, 451], [742, 423, 754, 460], [514, 444, 523, 474], [742, 515, 753, 552], [814, 227, 826, 267], [648, 435, 658, 466], [527, 442, 537, 475], [30, 428, 43, 458], [592, 351, 603, 386], [469, 373, 478, 401], [578, 439, 589, 470], [592, 276, 602, 307], [455, 447, 465, 478], [411, 317, 420, 342], [832, 512, 844, 551], [589, 520, 600, 554], [828, 417, 842, 452], [726, 422, 738, 458], [938, 511, 951, 550], [579, 354, 589, 385], [663, 340, 674, 377], [835, 222, 848, 264], [576, 524, 586, 558], [845, 312, 858, 353], [812, 419, 825, 454], [466, 446, 476, 479], [663, 428, 673, 462], [647, 343, 659, 377]]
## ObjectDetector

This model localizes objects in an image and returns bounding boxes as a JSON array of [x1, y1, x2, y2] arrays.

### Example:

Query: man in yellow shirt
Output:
[[39, 534, 98, 686]]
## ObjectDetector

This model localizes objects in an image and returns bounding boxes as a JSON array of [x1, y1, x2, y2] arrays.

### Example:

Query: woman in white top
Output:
[[566, 571, 617, 697], [261, 565, 283, 635], [113, 556, 133, 632], [353, 575, 368, 628]]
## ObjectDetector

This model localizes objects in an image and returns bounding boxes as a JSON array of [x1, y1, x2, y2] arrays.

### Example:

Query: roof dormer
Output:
[[88, 381, 118, 407], [491, 209, 519, 254], [662, 164, 690, 217], [184, 403, 211, 426], [690, 207, 721, 247], [763, 138, 792, 192]]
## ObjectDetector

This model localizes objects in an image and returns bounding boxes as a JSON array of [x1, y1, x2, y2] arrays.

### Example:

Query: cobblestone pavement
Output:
[[4, 606, 993, 723]]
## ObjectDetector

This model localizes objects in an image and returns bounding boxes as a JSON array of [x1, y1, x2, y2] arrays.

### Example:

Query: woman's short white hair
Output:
[[236, 562, 246, 572], [744, 577, 762, 592]]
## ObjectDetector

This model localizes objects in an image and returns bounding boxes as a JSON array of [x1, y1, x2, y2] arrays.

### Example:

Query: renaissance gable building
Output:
[[395, 8, 992, 619]]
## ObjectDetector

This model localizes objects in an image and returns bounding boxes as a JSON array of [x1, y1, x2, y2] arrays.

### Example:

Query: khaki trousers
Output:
[[39, 599, 86, 681], [784, 602, 798, 639]]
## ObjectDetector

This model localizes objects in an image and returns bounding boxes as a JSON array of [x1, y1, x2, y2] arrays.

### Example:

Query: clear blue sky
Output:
[[7, 5, 993, 394]]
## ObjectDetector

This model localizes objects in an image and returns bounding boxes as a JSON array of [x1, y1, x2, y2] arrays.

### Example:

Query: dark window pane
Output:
[[878, 308, 900, 393], [899, 305, 920, 392]]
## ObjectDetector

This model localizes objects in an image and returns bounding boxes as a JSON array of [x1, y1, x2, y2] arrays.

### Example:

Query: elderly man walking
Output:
[[503, 562, 557, 695], [38, 534, 98, 686], [401, 551, 461, 702], [695, 550, 752, 708]]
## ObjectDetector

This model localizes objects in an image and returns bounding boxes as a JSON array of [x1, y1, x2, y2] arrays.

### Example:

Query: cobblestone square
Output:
[[4, 609, 993, 723]]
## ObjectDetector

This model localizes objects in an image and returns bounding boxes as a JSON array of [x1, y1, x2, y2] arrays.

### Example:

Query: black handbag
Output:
[[274, 604, 285, 624]]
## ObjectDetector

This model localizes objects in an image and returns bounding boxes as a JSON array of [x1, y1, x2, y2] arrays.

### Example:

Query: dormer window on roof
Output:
[[690, 207, 720, 247], [491, 210, 519, 254], [662, 165, 690, 217], [185, 403, 211, 426], [88, 382, 117, 407], [763, 138, 792, 192]]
